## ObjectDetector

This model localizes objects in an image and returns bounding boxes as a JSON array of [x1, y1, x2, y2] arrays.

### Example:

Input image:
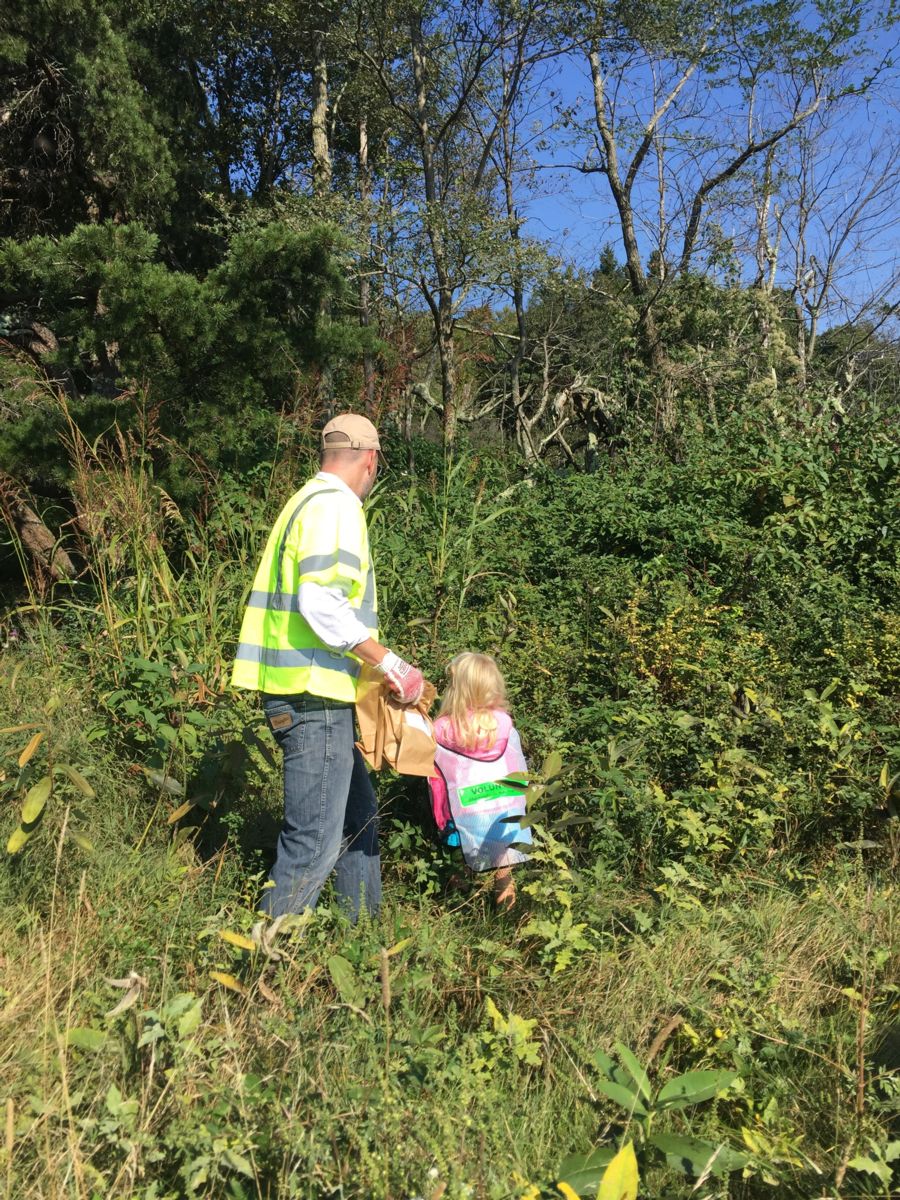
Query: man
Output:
[[232, 413, 424, 928]]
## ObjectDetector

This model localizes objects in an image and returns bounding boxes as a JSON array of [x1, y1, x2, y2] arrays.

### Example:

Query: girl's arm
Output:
[[428, 770, 451, 833]]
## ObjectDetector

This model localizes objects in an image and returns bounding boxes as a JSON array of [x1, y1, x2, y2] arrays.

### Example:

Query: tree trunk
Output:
[[311, 29, 332, 196], [795, 302, 808, 392], [437, 303, 458, 446], [0, 472, 75, 586], [588, 46, 674, 430], [311, 25, 333, 411], [410, 12, 457, 449], [500, 105, 529, 456], [358, 117, 376, 412]]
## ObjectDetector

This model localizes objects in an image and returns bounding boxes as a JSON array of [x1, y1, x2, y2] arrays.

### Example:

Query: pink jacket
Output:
[[428, 709, 531, 871]]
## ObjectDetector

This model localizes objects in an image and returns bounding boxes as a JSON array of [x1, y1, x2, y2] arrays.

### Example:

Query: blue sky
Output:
[[514, 12, 899, 328]]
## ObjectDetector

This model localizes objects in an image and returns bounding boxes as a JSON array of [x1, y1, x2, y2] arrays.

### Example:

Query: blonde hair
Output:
[[437, 652, 509, 751]]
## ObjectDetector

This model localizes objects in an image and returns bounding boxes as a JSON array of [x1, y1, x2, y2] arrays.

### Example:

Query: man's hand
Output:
[[377, 650, 425, 705]]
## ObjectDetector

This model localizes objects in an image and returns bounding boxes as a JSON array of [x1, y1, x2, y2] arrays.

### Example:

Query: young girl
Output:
[[428, 653, 531, 909]]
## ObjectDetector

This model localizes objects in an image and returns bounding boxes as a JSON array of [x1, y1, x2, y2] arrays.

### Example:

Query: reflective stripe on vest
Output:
[[231, 482, 378, 700], [234, 643, 362, 676], [358, 561, 377, 628]]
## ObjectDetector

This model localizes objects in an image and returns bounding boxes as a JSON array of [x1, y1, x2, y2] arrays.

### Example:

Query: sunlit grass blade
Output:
[[17, 731, 45, 767], [220, 930, 256, 952], [6, 826, 31, 854], [21, 775, 51, 823], [56, 763, 96, 798], [209, 971, 248, 996]]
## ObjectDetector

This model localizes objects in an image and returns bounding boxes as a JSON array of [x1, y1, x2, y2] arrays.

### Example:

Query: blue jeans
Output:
[[260, 694, 381, 921]]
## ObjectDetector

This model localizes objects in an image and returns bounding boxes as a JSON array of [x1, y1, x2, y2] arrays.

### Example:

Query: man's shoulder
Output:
[[279, 477, 358, 519]]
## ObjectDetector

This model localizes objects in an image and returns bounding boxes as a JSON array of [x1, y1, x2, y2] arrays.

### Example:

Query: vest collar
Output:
[[316, 471, 362, 507]]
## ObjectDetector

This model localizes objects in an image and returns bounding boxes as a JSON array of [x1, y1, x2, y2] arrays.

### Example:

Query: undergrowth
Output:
[[1, 639, 897, 1200], [1, 402, 899, 1198]]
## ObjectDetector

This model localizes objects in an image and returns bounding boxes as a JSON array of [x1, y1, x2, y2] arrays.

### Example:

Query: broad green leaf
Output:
[[7, 826, 31, 854], [56, 764, 96, 798], [485, 995, 503, 1030], [557, 1147, 615, 1197], [177, 998, 203, 1039], [137, 1022, 166, 1049], [597, 1141, 638, 1200], [106, 1083, 123, 1114], [550, 815, 595, 830], [328, 954, 364, 1008], [242, 727, 278, 770], [673, 712, 702, 730], [163, 992, 197, 1020], [649, 1133, 748, 1177], [542, 750, 563, 779], [593, 1050, 616, 1076], [17, 731, 45, 767], [67, 830, 95, 852], [594, 1078, 647, 1117], [613, 1043, 651, 1102], [657, 1069, 737, 1109], [65, 1027, 107, 1052], [593, 1049, 638, 1092], [846, 1156, 892, 1185], [222, 1148, 254, 1177], [21, 776, 52, 824], [143, 768, 184, 795]]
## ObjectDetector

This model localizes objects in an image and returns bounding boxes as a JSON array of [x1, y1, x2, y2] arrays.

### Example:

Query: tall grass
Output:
[[53, 399, 244, 671]]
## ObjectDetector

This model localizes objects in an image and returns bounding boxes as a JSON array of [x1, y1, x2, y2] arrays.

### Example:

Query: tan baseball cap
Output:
[[321, 413, 381, 451]]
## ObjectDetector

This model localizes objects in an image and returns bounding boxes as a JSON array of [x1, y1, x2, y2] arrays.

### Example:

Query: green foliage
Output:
[[2, 694, 100, 855], [0, 217, 371, 494], [1, 684, 894, 1199], [553, 1042, 752, 1196], [0, 313, 897, 1200], [364, 402, 900, 899], [0, 0, 179, 235]]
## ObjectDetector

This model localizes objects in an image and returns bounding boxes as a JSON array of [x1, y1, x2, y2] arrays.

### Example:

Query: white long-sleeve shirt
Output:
[[296, 472, 372, 653]]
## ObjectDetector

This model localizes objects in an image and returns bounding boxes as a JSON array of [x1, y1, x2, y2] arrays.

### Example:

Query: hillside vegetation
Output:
[[2, 0, 899, 1196], [2, 404, 898, 1199]]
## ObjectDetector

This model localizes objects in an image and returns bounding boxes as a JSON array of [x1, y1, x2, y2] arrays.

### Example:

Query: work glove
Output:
[[377, 650, 425, 705]]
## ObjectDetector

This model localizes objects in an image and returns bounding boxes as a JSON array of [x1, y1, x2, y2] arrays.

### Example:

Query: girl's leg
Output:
[[493, 865, 516, 910]]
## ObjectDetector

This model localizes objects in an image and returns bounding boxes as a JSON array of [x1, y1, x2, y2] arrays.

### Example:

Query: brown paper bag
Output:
[[355, 664, 437, 776]]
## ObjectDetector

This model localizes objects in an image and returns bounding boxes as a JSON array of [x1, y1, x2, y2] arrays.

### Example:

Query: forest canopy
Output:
[[1, 0, 898, 494]]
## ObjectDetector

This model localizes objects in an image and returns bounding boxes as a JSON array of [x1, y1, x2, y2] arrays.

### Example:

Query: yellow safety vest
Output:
[[231, 478, 378, 700]]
